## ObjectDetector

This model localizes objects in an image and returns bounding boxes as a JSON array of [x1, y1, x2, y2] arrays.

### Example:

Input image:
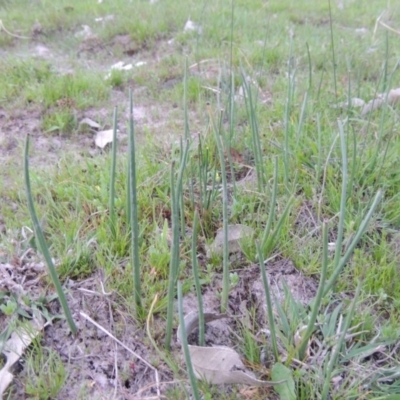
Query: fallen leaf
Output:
[[184, 20, 202, 34], [79, 117, 101, 130], [111, 61, 133, 71], [95, 129, 116, 149], [355, 27, 368, 34], [105, 61, 134, 79], [361, 87, 400, 115], [94, 15, 114, 23], [188, 345, 283, 386], [176, 311, 228, 344], [343, 97, 365, 108], [361, 98, 385, 115], [177, 312, 284, 387], [271, 362, 296, 399], [75, 25, 93, 39], [0, 317, 43, 397], [135, 61, 147, 67], [388, 88, 400, 105], [206, 224, 255, 258]]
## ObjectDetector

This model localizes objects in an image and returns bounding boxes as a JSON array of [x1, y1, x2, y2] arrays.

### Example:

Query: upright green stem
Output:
[[298, 223, 329, 359], [258, 243, 279, 361], [24, 135, 77, 334], [333, 120, 348, 269], [109, 106, 118, 239], [321, 282, 361, 399], [210, 106, 229, 313], [328, 0, 338, 101], [283, 37, 294, 189], [165, 162, 178, 350], [323, 190, 382, 296], [128, 90, 141, 310], [178, 282, 201, 399], [191, 211, 205, 346], [183, 57, 190, 141], [165, 140, 189, 349]]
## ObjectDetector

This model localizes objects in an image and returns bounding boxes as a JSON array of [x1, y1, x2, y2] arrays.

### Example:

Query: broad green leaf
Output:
[[272, 362, 296, 400]]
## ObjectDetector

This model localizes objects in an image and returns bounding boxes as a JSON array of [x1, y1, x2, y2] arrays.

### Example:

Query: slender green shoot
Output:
[[126, 154, 131, 230], [127, 89, 141, 310], [323, 189, 382, 296], [165, 161, 178, 350], [258, 243, 279, 362], [191, 211, 204, 346], [260, 161, 293, 258], [228, 71, 236, 195], [177, 138, 189, 250], [297, 223, 329, 360], [321, 281, 362, 399], [24, 135, 77, 334], [306, 42, 312, 90], [183, 57, 190, 141], [322, 120, 382, 295], [210, 106, 230, 313], [333, 120, 348, 269], [109, 106, 118, 239], [261, 158, 278, 249], [178, 281, 201, 400], [295, 92, 308, 145], [382, 32, 389, 93], [328, 0, 338, 101], [283, 37, 295, 188], [241, 71, 265, 191], [165, 139, 189, 349]]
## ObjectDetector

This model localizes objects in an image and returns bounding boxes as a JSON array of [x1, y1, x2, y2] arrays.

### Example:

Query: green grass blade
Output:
[[165, 138, 189, 349], [177, 138, 189, 253], [24, 135, 77, 334], [258, 243, 279, 362], [109, 106, 118, 239], [165, 161, 178, 350], [306, 42, 312, 90], [192, 211, 205, 346], [295, 91, 308, 144], [262, 195, 294, 257], [328, 0, 338, 101], [323, 190, 382, 296], [298, 223, 329, 359], [178, 281, 201, 400], [211, 107, 229, 313], [333, 120, 348, 269], [321, 281, 362, 399], [183, 57, 190, 141], [261, 157, 278, 248], [241, 71, 265, 191], [128, 89, 141, 310], [283, 37, 295, 189]]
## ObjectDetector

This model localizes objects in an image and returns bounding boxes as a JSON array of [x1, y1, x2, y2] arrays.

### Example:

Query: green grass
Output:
[[1, 0, 400, 398]]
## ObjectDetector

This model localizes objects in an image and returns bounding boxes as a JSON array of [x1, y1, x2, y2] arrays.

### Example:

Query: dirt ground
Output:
[[1, 248, 317, 398]]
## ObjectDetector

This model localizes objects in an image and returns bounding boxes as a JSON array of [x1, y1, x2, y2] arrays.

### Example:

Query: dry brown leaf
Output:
[[0, 317, 43, 397], [177, 312, 284, 387], [79, 117, 101, 130], [361, 87, 400, 115], [206, 224, 254, 258], [188, 345, 283, 386], [95, 129, 115, 149], [176, 311, 228, 344]]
